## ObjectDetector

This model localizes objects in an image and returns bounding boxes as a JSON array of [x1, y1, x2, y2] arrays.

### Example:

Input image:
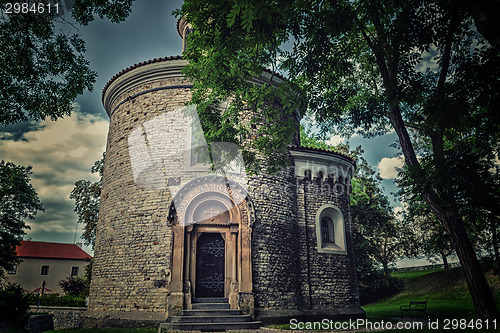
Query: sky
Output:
[[0, 0, 407, 257]]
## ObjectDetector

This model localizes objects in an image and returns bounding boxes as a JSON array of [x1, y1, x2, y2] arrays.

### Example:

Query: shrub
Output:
[[358, 270, 404, 305], [0, 283, 30, 325], [59, 276, 87, 297], [28, 293, 85, 307]]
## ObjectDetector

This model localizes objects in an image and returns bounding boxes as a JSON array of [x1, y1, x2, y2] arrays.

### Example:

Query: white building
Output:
[[5, 241, 91, 294]]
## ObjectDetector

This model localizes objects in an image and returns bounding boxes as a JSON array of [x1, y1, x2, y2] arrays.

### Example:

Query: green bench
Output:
[[400, 301, 428, 317]]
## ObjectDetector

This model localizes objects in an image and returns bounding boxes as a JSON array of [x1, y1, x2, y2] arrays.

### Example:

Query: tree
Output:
[[0, 0, 134, 125], [0, 160, 43, 278], [70, 154, 104, 249], [352, 176, 405, 275], [59, 275, 87, 297], [176, 0, 500, 319], [403, 199, 455, 269]]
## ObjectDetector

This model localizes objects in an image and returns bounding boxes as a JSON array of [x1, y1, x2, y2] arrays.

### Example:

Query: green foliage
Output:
[[175, 1, 303, 174], [0, 1, 134, 125], [177, 0, 500, 318], [83, 259, 92, 296], [363, 268, 492, 320], [59, 276, 87, 297], [29, 293, 85, 307], [0, 160, 43, 279], [70, 154, 104, 249], [359, 270, 403, 305], [0, 283, 30, 325]]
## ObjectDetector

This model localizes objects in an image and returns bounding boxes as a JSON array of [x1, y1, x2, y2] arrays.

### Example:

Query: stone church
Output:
[[83, 18, 364, 329]]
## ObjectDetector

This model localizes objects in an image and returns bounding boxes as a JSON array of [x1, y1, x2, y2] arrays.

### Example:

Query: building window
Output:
[[71, 267, 79, 276], [321, 217, 334, 243], [7, 265, 17, 275], [316, 204, 346, 254], [41, 265, 49, 275]]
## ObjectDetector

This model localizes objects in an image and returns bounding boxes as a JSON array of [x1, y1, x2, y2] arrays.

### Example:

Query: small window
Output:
[[7, 265, 17, 275], [41, 265, 49, 275], [71, 267, 79, 276], [316, 204, 346, 254], [321, 217, 334, 243]]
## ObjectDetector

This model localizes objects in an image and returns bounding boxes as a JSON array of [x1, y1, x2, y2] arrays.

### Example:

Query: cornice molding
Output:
[[102, 57, 188, 116]]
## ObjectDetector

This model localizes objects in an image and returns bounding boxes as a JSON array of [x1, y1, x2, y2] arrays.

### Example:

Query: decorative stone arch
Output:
[[166, 175, 254, 317], [315, 203, 347, 255]]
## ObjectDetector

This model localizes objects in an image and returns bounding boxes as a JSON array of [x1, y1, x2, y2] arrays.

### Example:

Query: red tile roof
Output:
[[16, 241, 91, 260]]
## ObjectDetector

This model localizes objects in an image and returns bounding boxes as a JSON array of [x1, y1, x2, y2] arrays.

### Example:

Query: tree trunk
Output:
[[492, 220, 500, 282], [382, 259, 390, 276], [444, 211, 500, 319], [388, 104, 500, 320], [440, 251, 449, 270]]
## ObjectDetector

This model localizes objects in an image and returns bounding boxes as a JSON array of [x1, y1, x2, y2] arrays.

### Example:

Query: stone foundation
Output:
[[81, 310, 166, 329], [30, 306, 86, 330]]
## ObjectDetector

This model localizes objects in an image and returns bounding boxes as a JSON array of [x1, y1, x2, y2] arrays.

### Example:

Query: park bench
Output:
[[400, 301, 428, 317]]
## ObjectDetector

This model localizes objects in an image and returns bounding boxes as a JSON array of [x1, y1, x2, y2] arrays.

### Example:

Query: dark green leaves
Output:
[[70, 154, 104, 249], [0, 160, 43, 278], [0, 0, 134, 126]]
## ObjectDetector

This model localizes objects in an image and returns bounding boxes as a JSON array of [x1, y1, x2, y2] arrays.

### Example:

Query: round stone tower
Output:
[[83, 18, 363, 328]]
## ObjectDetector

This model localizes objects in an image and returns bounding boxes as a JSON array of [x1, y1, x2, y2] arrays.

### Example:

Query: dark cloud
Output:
[[0, 121, 47, 142]]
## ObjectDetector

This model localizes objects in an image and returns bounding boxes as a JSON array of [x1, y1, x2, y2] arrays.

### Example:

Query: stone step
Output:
[[160, 321, 261, 331], [171, 314, 253, 323], [192, 297, 228, 303], [182, 309, 241, 316], [191, 302, 230, 310]]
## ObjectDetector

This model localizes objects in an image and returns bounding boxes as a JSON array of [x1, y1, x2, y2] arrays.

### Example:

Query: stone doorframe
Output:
[[166, 176, 255, 318]]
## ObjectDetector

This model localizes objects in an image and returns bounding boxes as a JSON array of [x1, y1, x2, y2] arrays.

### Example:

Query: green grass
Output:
[[362, 267, 500, 321], [44, 329, 157, 333], [391, 268, 443, 279]]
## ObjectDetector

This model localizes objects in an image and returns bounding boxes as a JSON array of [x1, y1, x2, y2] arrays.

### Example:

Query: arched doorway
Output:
[[166, 175, 255, 317]]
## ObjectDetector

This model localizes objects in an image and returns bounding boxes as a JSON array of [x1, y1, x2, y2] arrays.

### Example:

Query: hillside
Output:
[[363, 267, 500, 320]]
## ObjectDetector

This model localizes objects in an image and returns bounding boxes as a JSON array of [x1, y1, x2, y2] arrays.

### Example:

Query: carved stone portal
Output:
[[166, 176, 254, 317]]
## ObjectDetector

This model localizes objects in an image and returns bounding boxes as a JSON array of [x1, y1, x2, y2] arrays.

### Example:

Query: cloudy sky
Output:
[[0, 0, 404, 256]]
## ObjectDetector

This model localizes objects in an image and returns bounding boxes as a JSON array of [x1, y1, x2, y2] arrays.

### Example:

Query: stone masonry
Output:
[[83, 19, 364, 328]]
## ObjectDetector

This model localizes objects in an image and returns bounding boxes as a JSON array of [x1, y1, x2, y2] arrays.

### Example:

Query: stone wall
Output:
[[30, 306, 85, 329], [297, 175, 363, 318], [89, 58, 192, 319], [249, 160, 302, 318], [24, 314, 54, 333], [89, 56, 363, 326]]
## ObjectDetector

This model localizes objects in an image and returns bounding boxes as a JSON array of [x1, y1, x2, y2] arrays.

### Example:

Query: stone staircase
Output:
[[160, 298, 261, 331]]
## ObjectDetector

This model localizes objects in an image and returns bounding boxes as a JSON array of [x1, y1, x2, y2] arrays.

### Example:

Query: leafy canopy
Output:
[[0, 0, 134, 125], [70, 154, 104, 249], [0, 160, 43, 278], [177, 0, 500, 319]]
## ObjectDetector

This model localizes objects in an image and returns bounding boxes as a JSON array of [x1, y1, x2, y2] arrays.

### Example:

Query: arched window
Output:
[[321, 217, 334, 243], [316, 204, 346, 254]]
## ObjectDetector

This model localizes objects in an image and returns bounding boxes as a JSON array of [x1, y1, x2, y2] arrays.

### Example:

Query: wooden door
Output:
[[195, 233, 225, 297]]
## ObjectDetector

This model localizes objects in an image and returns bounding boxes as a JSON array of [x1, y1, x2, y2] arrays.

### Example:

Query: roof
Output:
[[288, 145, 356, 164], [16, 241, 92, 260], [101, 56, 286, 104], [101, 55, 185, 102]]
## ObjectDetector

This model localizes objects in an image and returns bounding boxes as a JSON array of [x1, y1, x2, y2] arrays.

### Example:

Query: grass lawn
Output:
[[270, 268, 499, 331], [363, 267, 500, 321], [44, 329, 157, 333]]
